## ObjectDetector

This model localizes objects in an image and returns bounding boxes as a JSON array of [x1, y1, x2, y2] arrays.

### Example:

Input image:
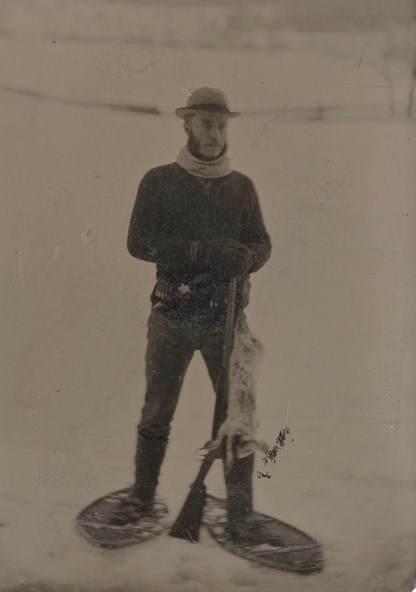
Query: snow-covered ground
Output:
[[1, 12, 415, 592]]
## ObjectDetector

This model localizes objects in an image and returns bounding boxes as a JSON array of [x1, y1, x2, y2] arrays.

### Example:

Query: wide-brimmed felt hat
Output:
[[175, 87, 241, 119]]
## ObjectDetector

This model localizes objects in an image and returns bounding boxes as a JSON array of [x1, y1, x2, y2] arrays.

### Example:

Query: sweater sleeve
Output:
[[127, 169, 194, 266], [241, 177, 272, 273]]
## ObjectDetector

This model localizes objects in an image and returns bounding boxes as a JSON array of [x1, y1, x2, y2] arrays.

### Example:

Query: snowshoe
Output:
[[76, 487, 168, 550], [204, 495, 324, 574]]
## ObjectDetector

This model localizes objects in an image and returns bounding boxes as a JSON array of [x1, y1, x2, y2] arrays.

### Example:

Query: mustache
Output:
[[187, 131, 228, 160]]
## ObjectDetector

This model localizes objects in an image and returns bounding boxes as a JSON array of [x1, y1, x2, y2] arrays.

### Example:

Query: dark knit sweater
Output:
[[127, 163, 271, 316]]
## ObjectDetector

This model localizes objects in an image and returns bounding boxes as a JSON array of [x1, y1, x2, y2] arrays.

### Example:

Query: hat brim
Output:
[[175, 107, 241, 119]]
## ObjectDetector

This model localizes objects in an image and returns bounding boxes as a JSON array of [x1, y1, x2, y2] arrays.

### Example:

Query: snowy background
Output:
[[1, 1, 416, 591]]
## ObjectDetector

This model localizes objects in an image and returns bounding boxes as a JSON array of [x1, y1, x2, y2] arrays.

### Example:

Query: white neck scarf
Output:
[[176, 146, 232, 179]]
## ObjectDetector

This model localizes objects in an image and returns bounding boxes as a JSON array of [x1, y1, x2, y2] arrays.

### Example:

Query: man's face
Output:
[[186, 113, 229, 159]]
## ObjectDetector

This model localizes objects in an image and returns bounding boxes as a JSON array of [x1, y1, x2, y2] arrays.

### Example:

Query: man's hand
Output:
[[195, 238, 253, 278]]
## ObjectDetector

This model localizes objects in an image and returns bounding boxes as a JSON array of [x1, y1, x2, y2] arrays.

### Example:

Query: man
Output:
[[119, 87, 272, 542]]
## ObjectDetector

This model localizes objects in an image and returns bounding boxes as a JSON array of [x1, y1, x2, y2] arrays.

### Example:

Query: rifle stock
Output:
[[168, 457, 213, 542]]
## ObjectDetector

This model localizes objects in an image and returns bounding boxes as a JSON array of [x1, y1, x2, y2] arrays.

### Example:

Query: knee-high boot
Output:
[[224, 453, 254, 527], [134, 430, 168, 503], [107, 430, 168, 526], [224, 452, 283, 546]]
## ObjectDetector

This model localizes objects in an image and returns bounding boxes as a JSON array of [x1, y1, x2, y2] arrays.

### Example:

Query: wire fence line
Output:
[[2, 84, 415, 122]]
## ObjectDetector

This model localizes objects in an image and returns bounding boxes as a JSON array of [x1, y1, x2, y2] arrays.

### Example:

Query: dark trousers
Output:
[[134, 308, 253, 522]]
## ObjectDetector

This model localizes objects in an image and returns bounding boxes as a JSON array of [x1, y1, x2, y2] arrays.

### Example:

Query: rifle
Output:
[[169, 278, 237, 543]]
